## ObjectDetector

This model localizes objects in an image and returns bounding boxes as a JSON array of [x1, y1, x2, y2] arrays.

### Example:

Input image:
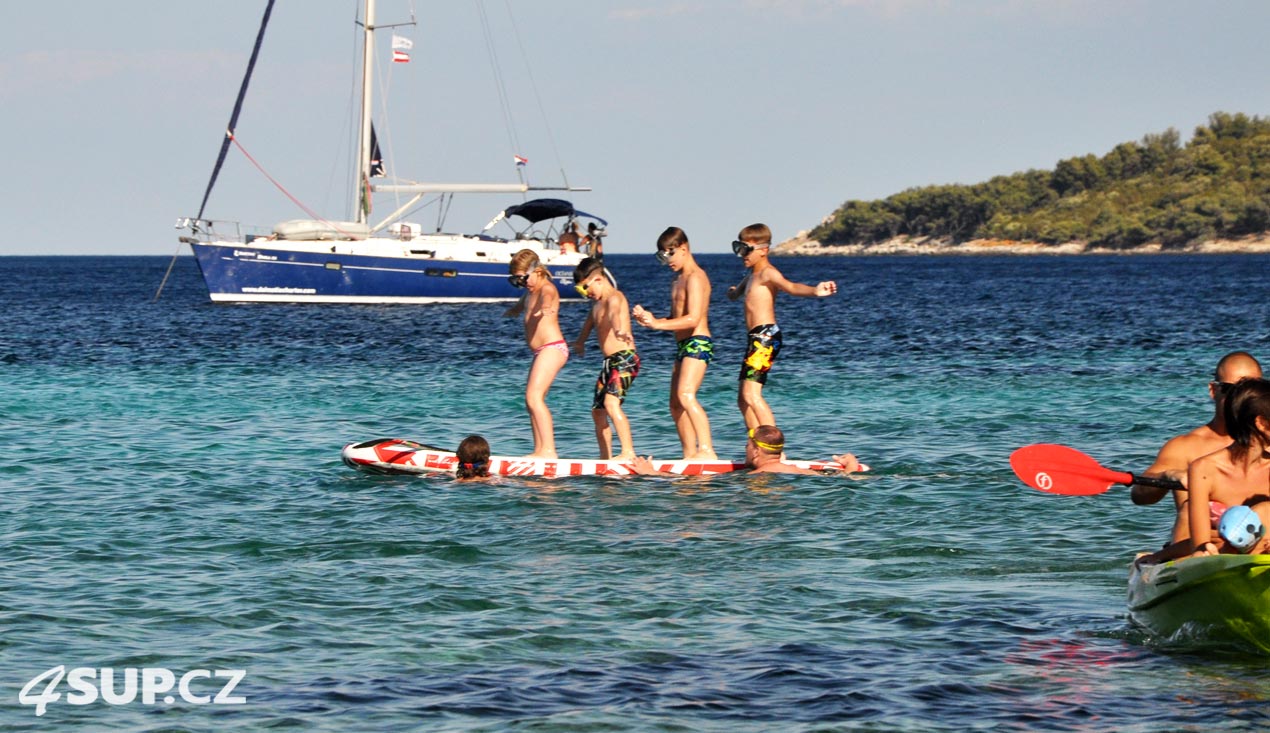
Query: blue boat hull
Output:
[[190, 242, 581, 303]]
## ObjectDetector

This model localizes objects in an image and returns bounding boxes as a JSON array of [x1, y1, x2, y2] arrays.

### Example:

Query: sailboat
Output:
[[174, 0, 602, 304]]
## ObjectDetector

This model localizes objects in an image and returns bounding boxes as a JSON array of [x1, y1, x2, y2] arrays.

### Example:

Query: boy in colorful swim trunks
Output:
[[727, 223, 837, 432], [632, 227, 718, 460], [572, 258, 641, 460]]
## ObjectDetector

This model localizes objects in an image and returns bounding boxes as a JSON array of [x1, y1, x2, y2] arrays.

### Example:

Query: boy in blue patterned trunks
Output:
[[632, 227, 718, 460], [572, 258, 641, 460], [726, 223, 837, 432]]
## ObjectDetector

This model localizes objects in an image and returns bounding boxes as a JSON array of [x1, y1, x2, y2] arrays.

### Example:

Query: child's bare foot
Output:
[[694, 447, 718, 460], [523, 452, 557, 459], [613, 452, 637, 462]]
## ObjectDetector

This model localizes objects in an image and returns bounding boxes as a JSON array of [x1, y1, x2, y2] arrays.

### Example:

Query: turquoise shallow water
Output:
[[3, 253, 1270, 730]]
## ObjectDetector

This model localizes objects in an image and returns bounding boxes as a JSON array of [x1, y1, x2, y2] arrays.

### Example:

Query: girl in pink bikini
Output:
[[506, 249, 568, 457]]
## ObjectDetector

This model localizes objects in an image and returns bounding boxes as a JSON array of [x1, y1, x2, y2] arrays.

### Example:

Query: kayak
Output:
[[1127, 554, 1270, 652], [341, 437, 866, 477]]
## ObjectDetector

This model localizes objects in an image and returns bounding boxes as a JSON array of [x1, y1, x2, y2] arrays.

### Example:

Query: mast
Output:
[[354, 0, 376, 224]]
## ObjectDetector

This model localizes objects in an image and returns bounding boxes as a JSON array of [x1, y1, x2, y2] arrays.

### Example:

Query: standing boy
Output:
[[727, 223, 837, 431], [572, 258, 641, 460], [632, 227, 717, 459]]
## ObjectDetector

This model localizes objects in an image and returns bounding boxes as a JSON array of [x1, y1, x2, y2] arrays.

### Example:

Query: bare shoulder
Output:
[[1162, 425, 1227, 463]]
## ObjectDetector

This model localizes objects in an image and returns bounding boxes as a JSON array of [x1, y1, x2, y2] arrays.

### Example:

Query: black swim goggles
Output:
[[655, 247, 677, 265], [732, 240, 768, 257], [507, 273, 530, 288]]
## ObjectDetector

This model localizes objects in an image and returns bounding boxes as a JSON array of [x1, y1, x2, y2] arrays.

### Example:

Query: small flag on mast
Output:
[[514, 155, 528, 167], [392, 35, 412, 63]]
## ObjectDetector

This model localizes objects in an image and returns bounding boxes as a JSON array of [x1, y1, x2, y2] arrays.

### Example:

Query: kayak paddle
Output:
[[1008, 443, 1184, 496]]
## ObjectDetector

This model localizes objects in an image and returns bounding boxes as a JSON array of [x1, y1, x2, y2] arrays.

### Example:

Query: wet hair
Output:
[[456, 435, 491, 479], [656, 226, 689, 252], [737, 223, 772, 245], [1215, 351, 1263, 382], [572, 257, 606, 284], [509, 249, 548, 277], [559, 231, 579, 246], [750, 425, 785, 454], [1222, 378, 1270, 459]]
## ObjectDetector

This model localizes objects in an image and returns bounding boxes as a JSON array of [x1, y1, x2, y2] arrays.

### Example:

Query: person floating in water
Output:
[[745, 425, 858, 475], [455, 435, 492, 482], [632, 226, 717, 460]]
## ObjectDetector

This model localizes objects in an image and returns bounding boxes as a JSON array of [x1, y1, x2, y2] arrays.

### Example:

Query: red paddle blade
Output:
[[1009, 444, 1135, 496]]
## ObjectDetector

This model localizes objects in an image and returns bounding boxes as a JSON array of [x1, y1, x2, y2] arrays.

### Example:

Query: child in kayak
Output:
[[726, 223, 836, 433], [506, 249, 567, 458], [572, 258, 640, 461], [632, 226, 717, 460]]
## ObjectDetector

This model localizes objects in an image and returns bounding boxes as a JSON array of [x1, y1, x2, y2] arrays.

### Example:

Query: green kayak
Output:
[[1128, 554, 1270, 652]]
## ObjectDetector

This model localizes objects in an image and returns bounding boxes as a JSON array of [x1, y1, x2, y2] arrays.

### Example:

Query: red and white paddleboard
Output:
[[341, 438, 866, 477]]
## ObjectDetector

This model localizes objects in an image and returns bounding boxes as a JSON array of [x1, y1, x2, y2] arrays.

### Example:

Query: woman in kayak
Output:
[[1186, 377, 1270, 556]]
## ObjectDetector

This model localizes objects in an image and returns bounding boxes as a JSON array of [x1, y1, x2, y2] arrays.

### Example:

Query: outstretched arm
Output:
[[769, 269, 837, 298]]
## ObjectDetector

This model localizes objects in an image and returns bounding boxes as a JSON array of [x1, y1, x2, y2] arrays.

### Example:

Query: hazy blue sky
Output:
[[4, 1, 1269, 255]]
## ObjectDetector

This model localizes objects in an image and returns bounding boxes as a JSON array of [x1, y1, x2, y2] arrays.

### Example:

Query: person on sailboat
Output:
[[559, 230, 580, 255], [506, 250, 568, 458]]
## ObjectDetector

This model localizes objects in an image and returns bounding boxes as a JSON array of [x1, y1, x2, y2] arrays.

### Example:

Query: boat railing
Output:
[[175, 217, 273, 244]]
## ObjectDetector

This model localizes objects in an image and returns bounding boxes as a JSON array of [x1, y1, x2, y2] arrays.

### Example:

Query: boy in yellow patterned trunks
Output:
[[632, 227, 718, 460], [572, 258, 641, 460], [726, 223, 837, 431]]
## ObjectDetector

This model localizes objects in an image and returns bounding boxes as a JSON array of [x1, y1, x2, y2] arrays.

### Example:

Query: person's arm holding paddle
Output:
[[1131, 435, 1191, 504]]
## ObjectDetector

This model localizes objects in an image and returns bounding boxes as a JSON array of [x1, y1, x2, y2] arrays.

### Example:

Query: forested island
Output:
[[780, 112, 1270, 255]]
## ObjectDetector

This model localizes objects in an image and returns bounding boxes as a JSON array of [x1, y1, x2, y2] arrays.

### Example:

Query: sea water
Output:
[[2, 253, 1269, 731]]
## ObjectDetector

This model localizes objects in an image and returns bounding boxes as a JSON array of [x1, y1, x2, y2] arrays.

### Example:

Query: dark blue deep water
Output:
[[3, 253, 1270, 731]]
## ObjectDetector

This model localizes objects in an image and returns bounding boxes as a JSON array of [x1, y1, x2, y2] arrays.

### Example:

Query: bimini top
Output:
[[502, 198, 607, 226]]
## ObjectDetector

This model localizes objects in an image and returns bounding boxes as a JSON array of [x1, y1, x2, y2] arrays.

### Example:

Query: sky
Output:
[[3, 0, 1270, 256]]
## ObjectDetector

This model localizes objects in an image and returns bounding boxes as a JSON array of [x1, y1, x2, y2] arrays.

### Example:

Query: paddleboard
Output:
[[341, 438, 866, 477]]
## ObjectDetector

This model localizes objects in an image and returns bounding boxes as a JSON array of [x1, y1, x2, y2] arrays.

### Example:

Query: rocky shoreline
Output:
[[773, 232, 1270, 256]]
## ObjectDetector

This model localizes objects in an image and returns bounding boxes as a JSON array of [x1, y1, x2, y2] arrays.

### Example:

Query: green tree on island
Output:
[[809, 112, 1270, 251]]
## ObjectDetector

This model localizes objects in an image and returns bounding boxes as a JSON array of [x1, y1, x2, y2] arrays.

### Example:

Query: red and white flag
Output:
[[514, 155, 528, 167], [392, 35, 412, 63]]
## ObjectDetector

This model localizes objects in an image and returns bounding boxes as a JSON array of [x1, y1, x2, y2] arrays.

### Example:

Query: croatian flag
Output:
[[392, 35, 412, 63], [514, 155, 528, 166]]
